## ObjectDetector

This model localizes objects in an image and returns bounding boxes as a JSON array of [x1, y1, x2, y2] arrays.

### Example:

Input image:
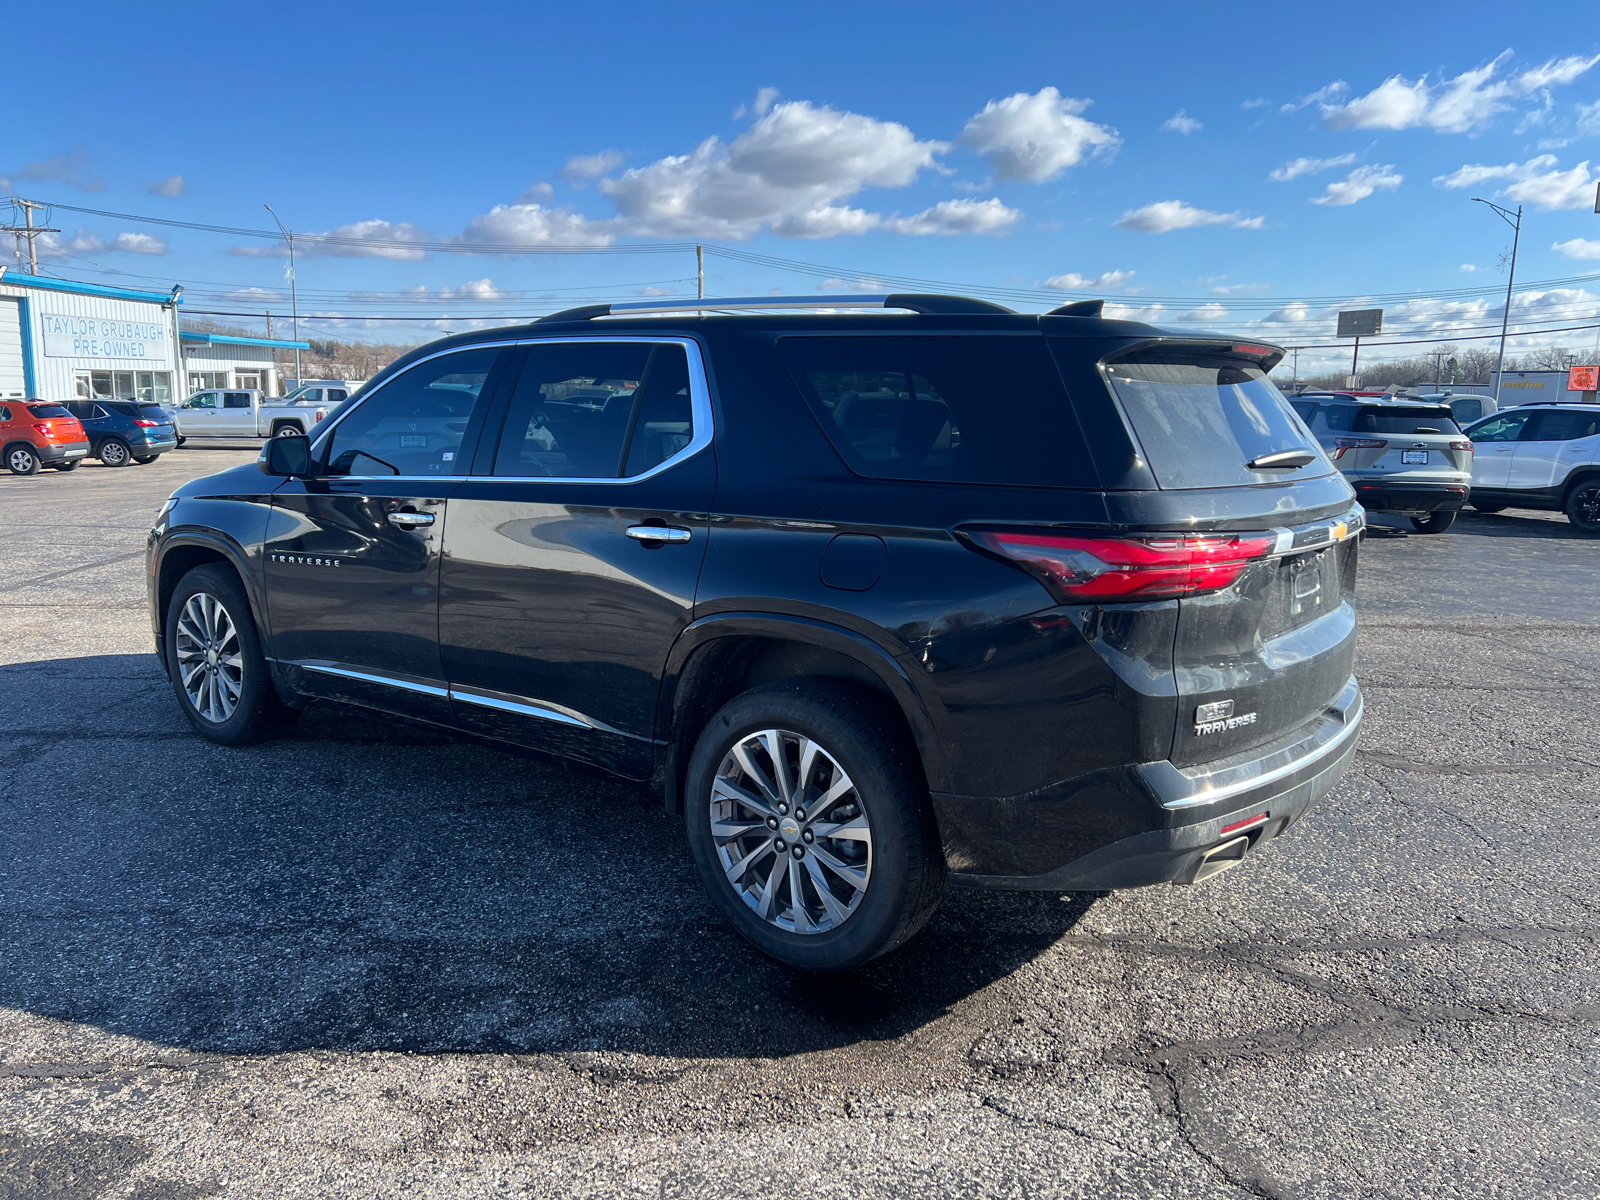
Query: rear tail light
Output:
[[1450, 440, 1473, 454], [315, 410, 325, 422], [968, 530, 1276, 601], [33, 422, 62, 439], [134, 418, 161, 427], [1329, 438, 1387, 461]]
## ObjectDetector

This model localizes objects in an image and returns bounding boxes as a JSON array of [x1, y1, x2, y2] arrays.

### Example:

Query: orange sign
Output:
[[1570, 365, 1600, 391]]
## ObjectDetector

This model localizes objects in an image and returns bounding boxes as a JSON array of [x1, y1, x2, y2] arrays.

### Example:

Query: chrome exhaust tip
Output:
[[1192, 835, 1252, 883]]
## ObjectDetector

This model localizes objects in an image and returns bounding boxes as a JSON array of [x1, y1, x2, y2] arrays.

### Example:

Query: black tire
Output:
[[272, 423, 300, 438], [5, 444, 40, 475], [175, 436, 186, 447], [164, 564, 295, 746], [683, 680, 945, 972], [1410, 511, 1457, 534], [1566, 481, 1600, 535], [1471, 503, 1506, 514], [51, 461, 79, 472], [133, 455, 159, 464], [98, 438, 132, 467]]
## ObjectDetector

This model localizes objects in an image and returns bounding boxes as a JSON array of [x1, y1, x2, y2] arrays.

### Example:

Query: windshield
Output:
[[1322, 406, 1461, 435], [1102, 355, 1329, 489]]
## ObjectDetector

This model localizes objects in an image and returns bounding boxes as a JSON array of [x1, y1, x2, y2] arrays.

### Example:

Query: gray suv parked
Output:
[[1290, 396, 1472, 532]]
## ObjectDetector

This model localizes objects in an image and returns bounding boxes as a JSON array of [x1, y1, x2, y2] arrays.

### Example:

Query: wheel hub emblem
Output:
[[779, 817, 801, 841]]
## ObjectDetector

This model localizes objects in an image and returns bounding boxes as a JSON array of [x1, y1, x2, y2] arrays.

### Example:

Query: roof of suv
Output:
[[364, 293, 1288, 380]]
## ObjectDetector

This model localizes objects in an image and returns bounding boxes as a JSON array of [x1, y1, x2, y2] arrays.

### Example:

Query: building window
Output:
[[74, 372, 92, 399], [188, 371, 229, 393], [90, 370, 114, 399], [136, 372, 172, 403], [235, 370, 262, 391]]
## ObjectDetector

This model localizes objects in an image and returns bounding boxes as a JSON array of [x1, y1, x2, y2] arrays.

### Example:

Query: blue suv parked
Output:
[[63, 400, 179, 466]]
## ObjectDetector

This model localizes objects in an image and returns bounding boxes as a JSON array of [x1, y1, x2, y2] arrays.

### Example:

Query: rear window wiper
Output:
[[1247, 449, 1318, 470]]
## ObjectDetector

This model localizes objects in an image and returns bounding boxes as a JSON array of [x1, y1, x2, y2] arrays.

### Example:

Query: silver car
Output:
[[1289, 397, 1473, 533]]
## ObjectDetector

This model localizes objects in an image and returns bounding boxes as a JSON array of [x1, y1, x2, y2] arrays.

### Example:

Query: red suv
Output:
[[1, 400, 91, 474]]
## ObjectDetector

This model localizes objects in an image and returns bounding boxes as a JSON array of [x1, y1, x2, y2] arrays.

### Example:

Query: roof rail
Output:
[[537, 292, 1014, 322]]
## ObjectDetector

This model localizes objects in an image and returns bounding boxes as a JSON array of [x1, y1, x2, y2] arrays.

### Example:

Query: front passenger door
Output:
[[264, 347, 508, 721], [1468, 411, 1531, 490], [181, 391, 221, 436]]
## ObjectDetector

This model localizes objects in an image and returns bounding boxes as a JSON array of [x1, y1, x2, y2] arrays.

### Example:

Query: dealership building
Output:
[[0, 270, 308, 403]]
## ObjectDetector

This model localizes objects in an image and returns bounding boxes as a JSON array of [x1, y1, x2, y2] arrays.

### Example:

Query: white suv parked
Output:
[[1465, 403, 1600, 533]]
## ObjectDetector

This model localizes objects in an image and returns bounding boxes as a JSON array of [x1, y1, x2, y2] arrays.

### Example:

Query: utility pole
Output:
[[1472, 198, 1522, 407], [1351, 336, 1360, 386], [1290, 347, 1301, 387], [0, 199, 60, 274], [1428, 348, 1448, 391], [264, 204, 302, 386], [696, 244, 705, 300]]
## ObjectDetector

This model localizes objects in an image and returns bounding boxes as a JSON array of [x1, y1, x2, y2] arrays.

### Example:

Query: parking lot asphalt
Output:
[[2, 448, 1596, 1200]]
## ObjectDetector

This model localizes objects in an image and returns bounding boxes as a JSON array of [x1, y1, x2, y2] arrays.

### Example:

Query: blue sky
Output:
[[4, 0, 1599, 372]]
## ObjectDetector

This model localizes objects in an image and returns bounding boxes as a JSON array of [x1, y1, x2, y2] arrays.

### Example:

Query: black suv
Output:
[[63, 399, 179, 466], [148, 295, 1365, 971]]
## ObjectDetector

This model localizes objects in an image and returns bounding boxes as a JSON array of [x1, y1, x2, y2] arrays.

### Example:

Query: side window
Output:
[[492, 341, 694, 478], [1450, 399, 1482, 424], [1289, 400, 1317, 422], [1469, 412, 1530, 443], [223, 392, 252, 409], [188, 392, 217, 410], [1525, 410, 1600, 441], [327, 389, 346, 403], [300, 388, 323, 404], [0, 406, 10, 422], [323, 348, 500, 477]]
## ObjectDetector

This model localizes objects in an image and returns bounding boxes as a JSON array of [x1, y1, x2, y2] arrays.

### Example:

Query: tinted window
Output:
[[778, 335, 1094, 488], [493, 342, 693, 478], [188, 393, 217, 410], [1468, 412, 1530, 442], [0, 407, 10, 421], [137, 405, 169, 421], [223, 392, 252, 409], [1321, 405, 1460, 435], [299, 389, 323, 404], [1525, 410, 1600, 441], [323, 349, 499, 477], [105, 402, 141, 418], [1102, 356, 1325, 489], [63, 402, 92, 419], [1449, 399, 1484, 423], [27, 404, 72, 419], [328, 389, 347, 403], [1290, 400, 1318, 421]]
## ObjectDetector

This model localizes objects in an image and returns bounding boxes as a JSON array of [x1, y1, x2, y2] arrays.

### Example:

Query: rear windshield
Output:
[[1102, 356, 1328, 489], [27, 404, 72, 419], [137, 404, 170, 421], [1322, 406, 1461, 435], [776, 335, 1095, 488]]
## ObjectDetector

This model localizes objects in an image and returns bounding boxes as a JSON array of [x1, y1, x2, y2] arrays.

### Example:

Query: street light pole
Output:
[[1472, 198, 1521, 408], [264, 204, 301, 387]]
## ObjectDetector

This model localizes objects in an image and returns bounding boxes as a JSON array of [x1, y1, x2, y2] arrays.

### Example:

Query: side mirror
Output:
[[259, 433, 313, 477]]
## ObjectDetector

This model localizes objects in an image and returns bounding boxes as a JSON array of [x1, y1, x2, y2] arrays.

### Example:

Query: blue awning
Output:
[[1, 271, 182, 306], [180, 331, 311, 350]]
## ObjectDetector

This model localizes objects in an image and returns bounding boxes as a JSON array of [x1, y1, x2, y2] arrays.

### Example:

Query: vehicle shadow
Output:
[[1368, 509, 1590, 541], [0, 655, 1097, 1060]]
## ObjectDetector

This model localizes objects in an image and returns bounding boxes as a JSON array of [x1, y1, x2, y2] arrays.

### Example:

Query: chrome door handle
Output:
[[626, 525, 692, 543], [387, 511, 436, 529]]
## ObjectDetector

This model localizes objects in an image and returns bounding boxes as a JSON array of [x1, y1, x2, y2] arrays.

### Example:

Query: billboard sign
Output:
[[1569, 365, 1599, 392], [1336, 308, 1383, 338], [40, 312, 171, 365]]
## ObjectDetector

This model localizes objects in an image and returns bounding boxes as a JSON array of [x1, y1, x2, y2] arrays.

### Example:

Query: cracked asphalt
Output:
[[1, 448, 1596, 1199]]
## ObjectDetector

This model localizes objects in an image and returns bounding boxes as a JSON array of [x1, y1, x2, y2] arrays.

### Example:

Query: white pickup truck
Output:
[[167, 387, 347, 442]]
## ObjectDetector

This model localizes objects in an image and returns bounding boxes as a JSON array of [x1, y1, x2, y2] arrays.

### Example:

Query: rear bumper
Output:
[[1349, 481, 1467, 513], [37, 441, 91, 463], [939, 676, 1363, 890]]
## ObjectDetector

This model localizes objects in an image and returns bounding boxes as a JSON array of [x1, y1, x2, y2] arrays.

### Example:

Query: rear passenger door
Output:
[[438, 337, 714, 778], [219, 391, 255, 434]]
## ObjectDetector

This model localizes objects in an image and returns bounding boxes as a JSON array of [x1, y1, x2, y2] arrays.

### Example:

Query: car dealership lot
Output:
[[1, 451, 1596, 1199]]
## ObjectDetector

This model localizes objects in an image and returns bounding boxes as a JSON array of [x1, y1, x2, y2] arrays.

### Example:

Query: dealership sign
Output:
[[41, 312, 172, 364]]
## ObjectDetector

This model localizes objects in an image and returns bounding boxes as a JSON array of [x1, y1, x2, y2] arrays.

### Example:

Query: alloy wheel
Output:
[[101, 441, 128, 466], [8, 447, 37, 473], [710, 728, 873, 935], [174, 591, 244, 723], [1573, 485, 1600, 529]]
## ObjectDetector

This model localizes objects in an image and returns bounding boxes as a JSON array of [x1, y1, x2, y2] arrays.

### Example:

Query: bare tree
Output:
[[1525, 346, 1577, 371]]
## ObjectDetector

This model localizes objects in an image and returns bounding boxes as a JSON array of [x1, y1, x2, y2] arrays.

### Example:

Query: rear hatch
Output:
[[1097, 348, 1360, 767], [1320, 404, 1472, 479]]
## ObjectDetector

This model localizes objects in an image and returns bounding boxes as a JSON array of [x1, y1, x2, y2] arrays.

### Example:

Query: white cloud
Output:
[[1262, 302, 1312, 324], [1282, 82, 1347, 114], [558, 151, 623, 183], [230, 218, 434, 260], [1460, 263, 1478, 272], [1042, 268, 1134, 290], [1434, 154, 1598, 210], [1113, 200, 1261, 233], [1579, 100, 1600, 137], [36, 228, 166, 258], [882, 197, 1021, 236], [638, 286, 678, 296], [1241, 98, 1269, 110], [454, 203, 615, 248], [734, 87, 782, 119], [142, 174, 185, 197], [0, 148, 103, 193], [957, 87, 1119, 182], [817, 277, 890, 293], [598, 99, 947, 239], [1212, 282, 1270, 295], [1269, 153, 1355, 181], [1553, 237, 1600, 260], [1311, 164, 1403, 206], [224, 286, 286, 303], [373, 278, 511, 303], [1161, 109, 1202, 135], [1316, 52, 1600, 134], [519, 181, 554, 200]]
